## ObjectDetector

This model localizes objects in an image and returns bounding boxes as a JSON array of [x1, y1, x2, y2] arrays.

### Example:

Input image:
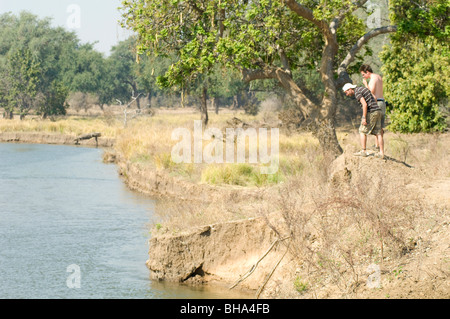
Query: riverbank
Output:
[[118, 139, 450, 299], [1, 111, 449, 298], [0, 131, 114, 147]]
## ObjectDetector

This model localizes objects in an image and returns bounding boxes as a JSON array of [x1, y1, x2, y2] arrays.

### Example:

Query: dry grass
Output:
[[264, 168, 423, 296], [0, 116, 119, 138]]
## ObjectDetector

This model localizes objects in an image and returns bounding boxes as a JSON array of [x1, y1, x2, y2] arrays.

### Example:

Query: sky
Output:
[[0, 0, 134, 56]]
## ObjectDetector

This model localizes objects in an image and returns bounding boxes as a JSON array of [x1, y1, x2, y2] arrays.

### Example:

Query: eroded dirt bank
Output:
[[146, 218, 288, 289], [118, 145, 449, 299]]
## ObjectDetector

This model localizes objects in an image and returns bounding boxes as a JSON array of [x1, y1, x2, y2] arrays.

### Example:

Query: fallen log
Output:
[[74, 132, 101, 146]]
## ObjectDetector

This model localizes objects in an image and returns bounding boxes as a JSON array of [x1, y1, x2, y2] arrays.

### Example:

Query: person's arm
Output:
[[360, 98, 368, 126]]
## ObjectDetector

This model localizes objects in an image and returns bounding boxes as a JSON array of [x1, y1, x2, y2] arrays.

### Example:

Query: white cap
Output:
[[342, 83, 357, 92]]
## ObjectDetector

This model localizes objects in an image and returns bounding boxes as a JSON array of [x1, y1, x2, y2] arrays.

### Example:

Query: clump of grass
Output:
[[293, 276, 308, 294], [153, 153, 176, 170], [201, 163, 282, 186], [388, 135, 411, 162]]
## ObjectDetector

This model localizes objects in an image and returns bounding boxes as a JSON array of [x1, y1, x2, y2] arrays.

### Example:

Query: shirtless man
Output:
[[359, 64, 386, 151]]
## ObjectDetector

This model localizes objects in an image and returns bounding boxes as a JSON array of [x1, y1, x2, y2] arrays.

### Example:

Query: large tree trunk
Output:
[[200, 85, 208, 127], [290, 88, 343, 158], [4, 109, 14, 119], [312, 116, 343, 158], [274, 68, 343, 158]]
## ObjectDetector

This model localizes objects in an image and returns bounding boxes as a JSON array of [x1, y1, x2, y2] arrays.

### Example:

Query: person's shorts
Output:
[[359, 110, 382, 136], [377, 99, 386, 128]]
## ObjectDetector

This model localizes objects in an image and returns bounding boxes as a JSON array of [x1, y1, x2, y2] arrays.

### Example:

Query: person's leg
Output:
[[355, 121, 370, 156], [375, 100, 386, 149], [360, 133, 367, 150], [377, 133, 384, 157]]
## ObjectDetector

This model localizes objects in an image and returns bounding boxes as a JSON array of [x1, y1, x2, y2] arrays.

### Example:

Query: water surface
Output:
[[0, 143, 250, 299]]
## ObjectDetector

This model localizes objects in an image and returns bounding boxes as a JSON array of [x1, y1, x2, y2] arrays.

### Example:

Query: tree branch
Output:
[[186, 0, 204, 17], [338, 25, 398, 84], [331, 0, 369, 33], [277, 46, 291, 74], [284, 0, 324, 30], [242, 67, 277, 82]]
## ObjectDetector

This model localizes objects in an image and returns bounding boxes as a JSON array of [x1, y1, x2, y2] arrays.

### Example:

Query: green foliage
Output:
[[201, 163, 282, 186], [65, 44, 105, 93], [380, 36, 449, 133], [293, 276, 308, 293], [390, 0, 449, 40], [122, 0, 368, 77], [38, 81, 68, 117], [3, 48, 41, 116], [0, 12, 77, 117]]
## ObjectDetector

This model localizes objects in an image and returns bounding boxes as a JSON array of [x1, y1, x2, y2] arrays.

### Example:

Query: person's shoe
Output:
[[374, 152, 385, 159], [354, 150, 369, 157], [369, 144, 380, 151]]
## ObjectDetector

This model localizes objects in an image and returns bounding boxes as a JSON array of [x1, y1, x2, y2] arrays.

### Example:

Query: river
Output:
[[0, 143, 250, 299]]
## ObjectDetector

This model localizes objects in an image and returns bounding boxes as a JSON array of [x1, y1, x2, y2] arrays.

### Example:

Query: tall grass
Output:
[[0, 117, 118, 137], [201, 163, 283, 186]]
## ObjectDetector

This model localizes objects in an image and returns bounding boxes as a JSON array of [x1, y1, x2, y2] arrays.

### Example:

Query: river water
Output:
[[0, 143, 250, 299]]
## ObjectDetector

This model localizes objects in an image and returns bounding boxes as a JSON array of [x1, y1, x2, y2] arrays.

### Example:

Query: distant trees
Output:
[[0, 12, 74, 118], [0, 11, 248, 120], [0, 12, 142, 118]]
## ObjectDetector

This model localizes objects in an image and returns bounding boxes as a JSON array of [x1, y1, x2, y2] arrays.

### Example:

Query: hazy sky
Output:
[[0, 0, 134, 55]]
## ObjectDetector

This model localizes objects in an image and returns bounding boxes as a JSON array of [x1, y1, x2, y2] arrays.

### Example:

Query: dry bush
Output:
[[261, 167, 423, 296]]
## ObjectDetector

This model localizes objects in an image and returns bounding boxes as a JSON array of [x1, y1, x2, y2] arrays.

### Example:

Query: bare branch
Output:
[[331, 0, 369, 32], [338, 25, 398, 82]]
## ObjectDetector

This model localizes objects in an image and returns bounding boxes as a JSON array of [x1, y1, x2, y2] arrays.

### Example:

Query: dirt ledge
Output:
[[147, 217, 288, 291]]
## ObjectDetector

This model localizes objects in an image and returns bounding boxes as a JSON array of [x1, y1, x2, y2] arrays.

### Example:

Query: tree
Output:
[[0, 12, 79, 118], [108, 38, 143, 107], [121, 1, 236, 127], [38, 81, 69, 118], [64, 44, 106, 93], [1, 48, 41, 119], [389, 0, 448, 40], [379, 0, 449, 133]]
